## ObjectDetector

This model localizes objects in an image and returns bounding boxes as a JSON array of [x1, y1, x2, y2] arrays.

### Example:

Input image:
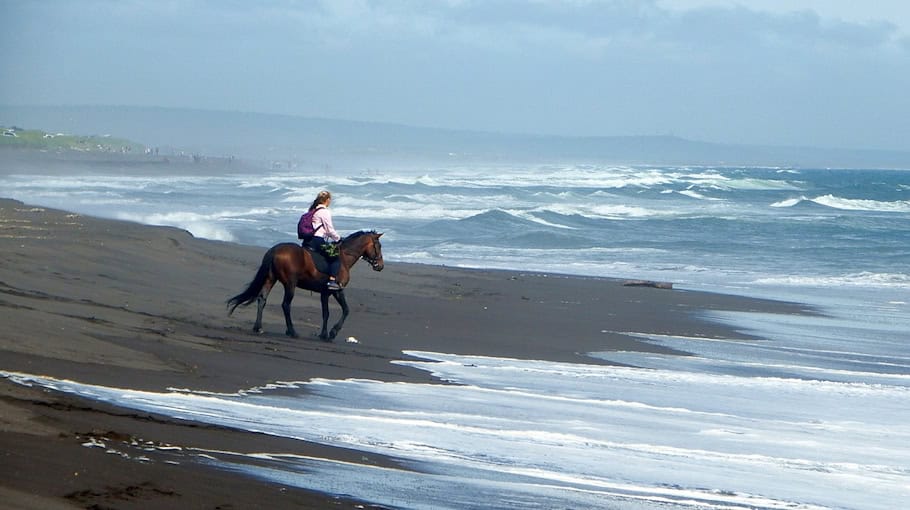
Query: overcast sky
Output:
[[2, 1, 908, 150]]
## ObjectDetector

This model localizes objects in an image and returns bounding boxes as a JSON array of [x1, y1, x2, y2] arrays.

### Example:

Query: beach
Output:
[[1, 196, 818, 509]]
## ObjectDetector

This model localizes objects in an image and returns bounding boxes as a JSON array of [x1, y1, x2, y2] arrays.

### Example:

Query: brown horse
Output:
[[227, 231, 384, 340]]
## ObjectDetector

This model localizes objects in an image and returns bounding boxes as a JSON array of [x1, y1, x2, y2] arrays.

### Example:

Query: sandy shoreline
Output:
[[0, 197, 813, 509]]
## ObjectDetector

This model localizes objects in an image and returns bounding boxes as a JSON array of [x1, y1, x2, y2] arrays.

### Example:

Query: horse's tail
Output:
[[227, 247, 275, 315]]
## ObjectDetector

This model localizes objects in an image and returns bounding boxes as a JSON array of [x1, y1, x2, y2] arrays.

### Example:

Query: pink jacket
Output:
[[311, 205, 340, 241]]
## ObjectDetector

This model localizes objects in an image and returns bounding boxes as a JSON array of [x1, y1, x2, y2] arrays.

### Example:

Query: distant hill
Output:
[[1, 125, 145, 153], [2, 105, 909, 169]]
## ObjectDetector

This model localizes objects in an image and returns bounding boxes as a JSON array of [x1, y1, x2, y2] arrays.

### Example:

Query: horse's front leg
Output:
[[327, 290, 350, 341]]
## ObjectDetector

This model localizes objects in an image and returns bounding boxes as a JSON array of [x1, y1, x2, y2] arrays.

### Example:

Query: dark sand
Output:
[[0, 197, 813, 509]]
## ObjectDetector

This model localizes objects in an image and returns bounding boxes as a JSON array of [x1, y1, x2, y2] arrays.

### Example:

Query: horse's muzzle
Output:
[[362, 250, 384, 271]]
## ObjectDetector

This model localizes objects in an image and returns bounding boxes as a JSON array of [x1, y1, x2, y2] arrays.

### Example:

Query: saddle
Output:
[[302, 243, 331, 274]]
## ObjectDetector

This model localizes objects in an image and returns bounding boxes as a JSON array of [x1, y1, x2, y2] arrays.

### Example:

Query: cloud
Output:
[[12, 1, 900, 63], [1, 0, 907, 149]]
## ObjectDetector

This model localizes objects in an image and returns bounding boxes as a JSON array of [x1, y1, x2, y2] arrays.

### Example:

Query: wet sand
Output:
[[0, 197, 812, 509]]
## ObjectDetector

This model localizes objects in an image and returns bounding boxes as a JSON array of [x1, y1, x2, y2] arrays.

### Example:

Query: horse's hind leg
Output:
[[254, 280, 274, 334], [327, 290, 350, 341], [281, 282, 298, 338]]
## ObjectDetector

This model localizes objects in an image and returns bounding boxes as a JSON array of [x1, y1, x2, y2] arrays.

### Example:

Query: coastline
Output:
[[0, 197, 813, 509]]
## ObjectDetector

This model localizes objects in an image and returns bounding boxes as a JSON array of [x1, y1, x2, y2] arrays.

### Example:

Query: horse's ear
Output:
[[376, 232, 383, 238]]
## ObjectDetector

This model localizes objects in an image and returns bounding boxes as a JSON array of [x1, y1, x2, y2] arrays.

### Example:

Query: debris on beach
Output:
[[346, 336, 359, 343], [622, 280, 673, 289]]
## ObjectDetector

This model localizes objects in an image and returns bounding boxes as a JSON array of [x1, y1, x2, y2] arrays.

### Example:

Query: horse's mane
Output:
[[342, 230, 379, 243]]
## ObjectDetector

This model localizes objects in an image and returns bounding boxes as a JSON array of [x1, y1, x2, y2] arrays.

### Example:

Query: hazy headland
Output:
[[4, 105, 910, 170]]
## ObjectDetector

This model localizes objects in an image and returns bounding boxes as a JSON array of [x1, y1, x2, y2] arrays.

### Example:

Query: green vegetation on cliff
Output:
[[1, 126, 146, 154]]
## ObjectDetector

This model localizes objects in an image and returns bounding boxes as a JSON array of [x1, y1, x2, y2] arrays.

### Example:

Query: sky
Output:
[[1, 0, 909, 151]]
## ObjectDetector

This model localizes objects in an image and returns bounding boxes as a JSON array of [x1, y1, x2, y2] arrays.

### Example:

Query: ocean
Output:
[[2, 162, 909, 509]]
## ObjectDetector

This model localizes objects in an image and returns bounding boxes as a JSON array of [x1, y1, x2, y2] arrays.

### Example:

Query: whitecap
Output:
[[811, 194, 910, 213], [770, 197, 806, 207], [677, 189, 722, 201]]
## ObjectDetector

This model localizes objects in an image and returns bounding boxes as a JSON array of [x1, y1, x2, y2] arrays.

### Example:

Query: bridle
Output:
[[362, 239, 383, 270]]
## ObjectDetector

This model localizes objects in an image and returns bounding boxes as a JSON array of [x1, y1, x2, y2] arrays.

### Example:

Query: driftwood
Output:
[[622, 280, 673, 289]]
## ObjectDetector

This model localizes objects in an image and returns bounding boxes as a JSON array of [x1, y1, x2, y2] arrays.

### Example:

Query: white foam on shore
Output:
[[753, 271, 910, 288], [4, 328, 909, 510]]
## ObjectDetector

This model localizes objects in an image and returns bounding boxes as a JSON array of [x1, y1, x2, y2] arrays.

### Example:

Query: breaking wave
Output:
[[771, 195, 910, 213]]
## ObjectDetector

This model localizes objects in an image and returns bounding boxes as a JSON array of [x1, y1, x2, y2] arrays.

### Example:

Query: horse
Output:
[[227, 231, 384, 341]]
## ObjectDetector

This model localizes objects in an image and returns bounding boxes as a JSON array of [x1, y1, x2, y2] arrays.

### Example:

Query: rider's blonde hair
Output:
[[309, 190, 332, 211]]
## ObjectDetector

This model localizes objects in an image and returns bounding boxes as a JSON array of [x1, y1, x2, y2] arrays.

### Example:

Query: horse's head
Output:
[[342, 231, 384, 272], [362, 232, 384, 271]]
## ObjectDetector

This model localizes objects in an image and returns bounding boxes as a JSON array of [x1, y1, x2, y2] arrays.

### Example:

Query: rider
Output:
[[306, 190, 343, 290]]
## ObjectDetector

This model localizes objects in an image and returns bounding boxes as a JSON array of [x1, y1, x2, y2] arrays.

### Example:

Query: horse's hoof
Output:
[[254, 328, 264, 335], [287, 331, 299, 338]]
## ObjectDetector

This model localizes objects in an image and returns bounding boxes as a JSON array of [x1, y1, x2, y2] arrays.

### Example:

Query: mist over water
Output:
[[2, 163, 909, 508]]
